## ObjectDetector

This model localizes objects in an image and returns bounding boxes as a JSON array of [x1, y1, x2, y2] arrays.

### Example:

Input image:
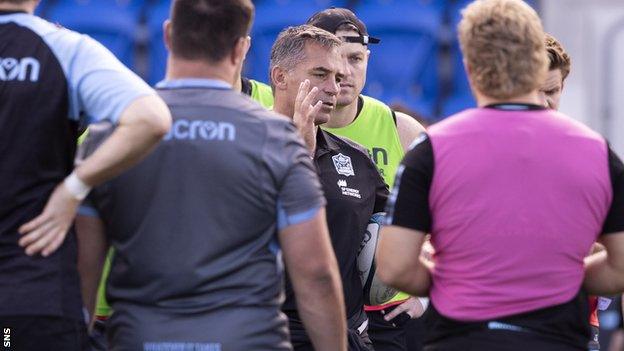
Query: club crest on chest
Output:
[[332, 153, 355, 177]]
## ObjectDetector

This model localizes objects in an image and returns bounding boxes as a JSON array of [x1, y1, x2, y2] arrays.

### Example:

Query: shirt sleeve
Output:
[[68, 35, 154, 125], [602, 146, 624, 234], [264, 120, 326, 230], [385, 133, 433, 233]]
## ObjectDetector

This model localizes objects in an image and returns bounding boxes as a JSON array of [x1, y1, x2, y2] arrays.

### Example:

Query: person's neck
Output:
[[165, 56, 235, 85], [0, 2, 35, 14], [326, 98, 359, 128], [272, 97, 292, 118], [475, 90, 542, 107], [233, 74, 243, 93]]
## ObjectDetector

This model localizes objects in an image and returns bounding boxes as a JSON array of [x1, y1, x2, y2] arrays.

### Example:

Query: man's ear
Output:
[[270, 66, 288, 91], [163, 20, 172, 51], [231, 37, 248, 66], [243, 36, 252, 60]]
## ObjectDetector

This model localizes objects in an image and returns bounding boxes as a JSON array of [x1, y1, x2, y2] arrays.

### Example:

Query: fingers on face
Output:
[[302, 87, 320, 110]]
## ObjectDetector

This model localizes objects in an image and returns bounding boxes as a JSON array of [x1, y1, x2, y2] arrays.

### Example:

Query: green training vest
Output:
[[250, 79, 274, 109], [322, 95, 409, 305], [93, 80, 275, 318], [322, 95, 404, 188]]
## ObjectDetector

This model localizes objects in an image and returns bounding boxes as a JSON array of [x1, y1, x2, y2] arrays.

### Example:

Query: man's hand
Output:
[[293, 79, 322, 154], [18, 182, 81, 257], [382, 297, 426, 326], [420, 239, 435, 269]]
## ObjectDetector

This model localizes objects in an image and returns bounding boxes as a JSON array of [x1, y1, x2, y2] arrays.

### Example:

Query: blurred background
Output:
[[34, 0, 624, 348], [34, 0, 624, 155]]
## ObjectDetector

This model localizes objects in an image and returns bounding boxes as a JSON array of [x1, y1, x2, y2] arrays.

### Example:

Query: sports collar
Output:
[[155, 78, 232, 90], [0, 10, 27, 15], [484, 103, 546, 111], [315, 128, 341, 158]]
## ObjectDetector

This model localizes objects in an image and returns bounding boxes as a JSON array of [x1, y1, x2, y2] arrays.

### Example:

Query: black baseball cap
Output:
[[307, 7, 380, 46]]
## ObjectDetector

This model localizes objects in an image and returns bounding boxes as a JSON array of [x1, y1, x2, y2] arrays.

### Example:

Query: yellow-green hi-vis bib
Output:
[[250, 79, 274, 109], [322, 95, 404, 188], [322, 95, 409, 305]]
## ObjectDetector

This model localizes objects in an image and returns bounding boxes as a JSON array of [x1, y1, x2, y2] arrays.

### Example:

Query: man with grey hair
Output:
[[271, 25, 389, 351]]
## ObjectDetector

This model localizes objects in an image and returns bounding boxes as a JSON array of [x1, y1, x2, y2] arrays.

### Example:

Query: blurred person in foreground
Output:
[[539, 32, 614, 351], [0, 0, 171, 349], [76, 1, 346, 350], [377, 0, 624, 350]]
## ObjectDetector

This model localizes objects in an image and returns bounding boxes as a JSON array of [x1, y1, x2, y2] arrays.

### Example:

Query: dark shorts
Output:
[[290, 327, 373, 351], [367, 308, 424, 351], [108, 304, 291, 351], [0, 315, 89, 351], [290, 309, 373, 351], [424, 328, 585, 351]]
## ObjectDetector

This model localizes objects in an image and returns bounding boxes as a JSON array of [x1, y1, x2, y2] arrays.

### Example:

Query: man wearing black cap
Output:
[[308, 7, 427, 351]]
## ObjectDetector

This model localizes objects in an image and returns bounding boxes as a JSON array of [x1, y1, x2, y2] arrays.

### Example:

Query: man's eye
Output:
[[350, 56, 362, 62], [313, 73, 326, 78]]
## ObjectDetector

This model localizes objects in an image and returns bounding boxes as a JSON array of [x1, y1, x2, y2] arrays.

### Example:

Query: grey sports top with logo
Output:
[[78, 79, 325, 350]]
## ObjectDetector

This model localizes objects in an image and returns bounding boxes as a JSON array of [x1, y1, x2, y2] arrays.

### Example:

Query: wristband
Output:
[[64, 171, 91, 201], [418, 297, 429, 310]]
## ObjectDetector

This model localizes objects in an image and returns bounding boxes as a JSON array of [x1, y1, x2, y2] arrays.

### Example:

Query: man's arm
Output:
[[19, 95, 171, 256], [279, 208, 347, 351], [377, 225, 431, 296], [395, 111, 426, 151], [585, 146, 624, 295], [584, 232, 624, 295], [75, 214, 108, 322]]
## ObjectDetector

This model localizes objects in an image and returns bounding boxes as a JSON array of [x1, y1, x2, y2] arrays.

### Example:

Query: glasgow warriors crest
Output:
[[332, 153, 355, 177]]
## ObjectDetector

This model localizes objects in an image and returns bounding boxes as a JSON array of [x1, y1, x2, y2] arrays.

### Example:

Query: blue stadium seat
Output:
[[44, 0, 143, 69], [246, 1, 332, 84], [355, 1, 442, 118], [145, 0, 169, 85]]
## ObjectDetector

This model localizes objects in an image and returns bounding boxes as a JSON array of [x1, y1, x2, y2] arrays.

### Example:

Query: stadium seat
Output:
[[355, 1, 442, 118], [44, 0, 144, 69], [145, 0, 169, 85], [246, 1, 334, 84]]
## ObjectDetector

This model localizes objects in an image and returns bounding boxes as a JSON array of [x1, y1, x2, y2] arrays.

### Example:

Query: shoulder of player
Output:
[[250, 79, 272, 92], [12, 15, 93, 55], [324, 131, 374, 165], [395, 111, 426, 133], [360, 94, 393, 117]]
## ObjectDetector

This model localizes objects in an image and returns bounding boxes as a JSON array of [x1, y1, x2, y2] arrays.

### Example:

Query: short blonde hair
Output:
[[545, 33, 571, 82], [458, 0, 548, 99]]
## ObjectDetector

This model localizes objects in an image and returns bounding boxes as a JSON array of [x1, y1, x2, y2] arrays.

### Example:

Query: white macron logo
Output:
[[337, 179, 347, 188], [164, 119, 236, 141], [0, 57, 40, 82]]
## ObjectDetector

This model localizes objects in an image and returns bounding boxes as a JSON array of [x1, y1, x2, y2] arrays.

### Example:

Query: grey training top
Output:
[[79, 79, 325, 350]]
